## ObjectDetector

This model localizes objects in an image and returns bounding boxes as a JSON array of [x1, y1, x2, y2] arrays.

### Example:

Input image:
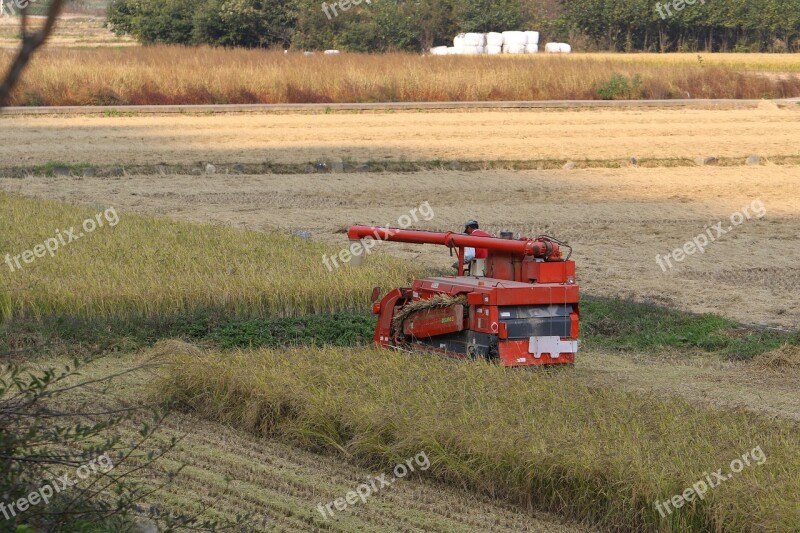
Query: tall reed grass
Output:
[[159, 342, 800, 532], [0, 193, 423, 321], [5, 48, 800, 105]]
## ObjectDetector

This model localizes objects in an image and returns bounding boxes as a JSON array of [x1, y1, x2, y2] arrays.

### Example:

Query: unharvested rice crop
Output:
[[159, 342, 800, 533], [5, 48, 800, 105], [0, 193, 423, 321]]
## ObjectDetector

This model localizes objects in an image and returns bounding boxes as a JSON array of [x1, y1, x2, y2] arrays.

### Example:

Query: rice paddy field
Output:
[[0, 193, 423, 322], [2, 175, 799, 531], [159, 343, 800, 532], [2, 12, 800, 533]]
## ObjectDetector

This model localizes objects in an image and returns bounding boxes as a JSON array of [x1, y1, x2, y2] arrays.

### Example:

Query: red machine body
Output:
[[347, 226, 580, 367]]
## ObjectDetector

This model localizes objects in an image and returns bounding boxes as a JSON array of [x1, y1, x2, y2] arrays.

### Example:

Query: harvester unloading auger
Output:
[[347, 226, 579, 367]]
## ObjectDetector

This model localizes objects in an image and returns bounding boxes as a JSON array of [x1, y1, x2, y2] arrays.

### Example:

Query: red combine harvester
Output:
[[347, 226, 579, 367]]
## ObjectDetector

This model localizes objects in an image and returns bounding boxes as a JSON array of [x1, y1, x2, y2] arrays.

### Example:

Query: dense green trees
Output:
[[107, 0, 800, 52], [108, 0, 295, 47], [562, 0, 800, 51]]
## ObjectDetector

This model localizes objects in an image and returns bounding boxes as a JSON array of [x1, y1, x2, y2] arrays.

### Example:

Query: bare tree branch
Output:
[[0, 0, 65, 108]]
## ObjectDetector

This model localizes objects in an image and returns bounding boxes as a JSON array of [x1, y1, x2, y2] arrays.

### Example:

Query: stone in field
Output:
[[695, 156, 719, 166]]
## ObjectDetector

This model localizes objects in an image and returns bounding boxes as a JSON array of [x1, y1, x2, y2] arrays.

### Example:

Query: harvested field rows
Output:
[[1, 105, 799, 167], [159, 343, 800, 532], [53, 352, 585, 532]]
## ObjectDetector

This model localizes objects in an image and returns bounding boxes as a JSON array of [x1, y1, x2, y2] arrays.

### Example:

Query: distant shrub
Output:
[[597, 73, 644, 100]]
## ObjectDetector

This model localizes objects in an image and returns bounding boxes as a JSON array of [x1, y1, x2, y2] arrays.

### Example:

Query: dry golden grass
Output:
[[0, 193, 423, 321], [752, 344, 800, 369], [4, 47, 800, 105], [581, 52, 800, 72], [159, 342, 800, 532]]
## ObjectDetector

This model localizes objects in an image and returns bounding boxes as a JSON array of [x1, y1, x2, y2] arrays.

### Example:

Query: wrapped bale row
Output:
[[432, 31, 569, 55]]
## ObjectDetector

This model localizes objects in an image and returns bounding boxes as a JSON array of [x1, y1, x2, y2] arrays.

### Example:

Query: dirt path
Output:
[[1, 104, 799, 167], [4, 165, 798, 328]]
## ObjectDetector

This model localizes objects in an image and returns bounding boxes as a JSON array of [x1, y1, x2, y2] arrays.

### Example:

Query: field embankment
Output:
[[159, 342, 800, 533], [3, 49, 800, 106]]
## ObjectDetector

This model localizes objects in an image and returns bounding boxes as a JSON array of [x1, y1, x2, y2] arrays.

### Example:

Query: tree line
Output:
[[106, 0, 800, 52]]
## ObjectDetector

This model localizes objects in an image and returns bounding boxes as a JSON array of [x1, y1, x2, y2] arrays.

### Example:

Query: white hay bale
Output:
[[323, 49, 340, 55], [486, 44, 503, 55], [459, 45, 482, 55], [454, 34, 466, 48], [430, 46, 449, 56], [503, 44, 527, 54], [525, 44, 539, 54], [447, 46, 458, 55], [546, 42, 572, 53], [486, 32, 504, 46], [524, 31, 540, 45], [462, 32, 487, 46], [502, 31, 527, 46]]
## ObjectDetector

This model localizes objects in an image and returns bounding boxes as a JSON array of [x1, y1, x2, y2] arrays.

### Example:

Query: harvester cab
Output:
[[347, 225, 579, 367]]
